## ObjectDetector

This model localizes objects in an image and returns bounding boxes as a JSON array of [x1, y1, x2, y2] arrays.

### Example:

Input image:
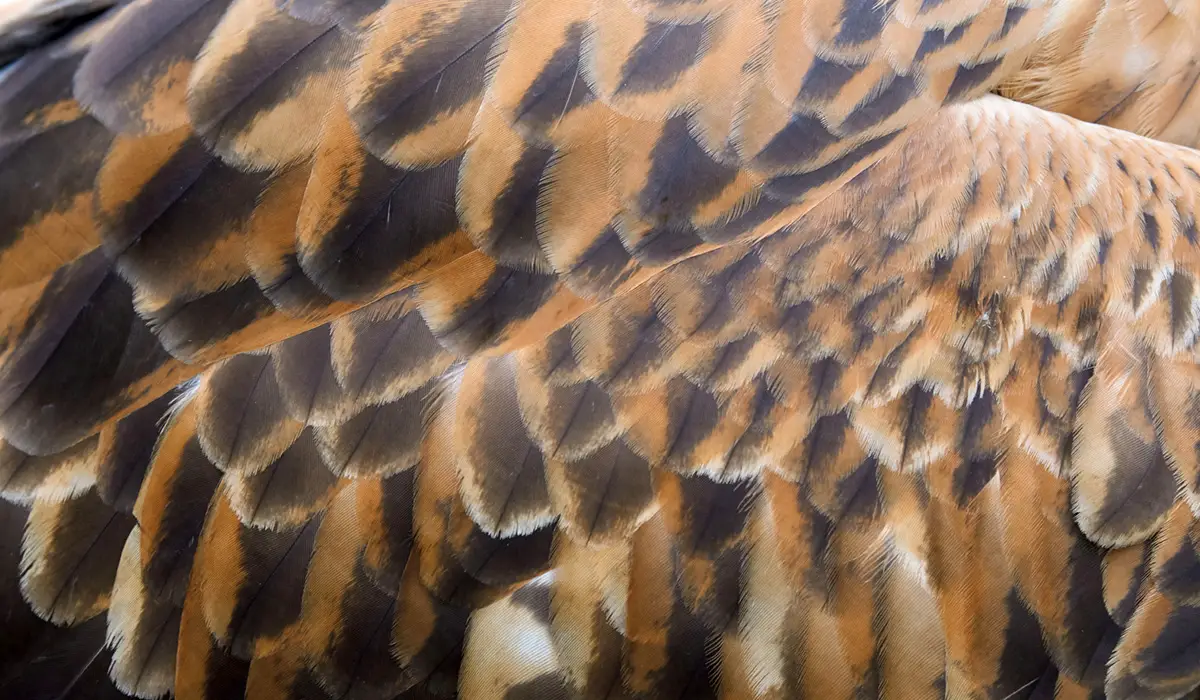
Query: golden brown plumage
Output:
[[4, 0, 1200, 698]]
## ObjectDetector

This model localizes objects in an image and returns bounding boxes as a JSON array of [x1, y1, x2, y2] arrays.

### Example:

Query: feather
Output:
[[20, 488, 134, 624], [0, 246, 102, 425], [313, 384, 430, 478], [1148, 504, 1200, 606], [414, 397, 506, 607], [133, 401, 223, 605], [459, 580, 563, 699], [347, 0, 512, 167], [96, 129, 324, 362], [0, 0, 113, 78], [295, 103, 470, 301], [1103, 542, 1151, 627], [0, 251, 191, 458], [329, 292, 456, 408], [615, 116, 735, 266], [515, 364, 620, 462], [392, 552, 469, 696], [454, 356, 553, 537], [276, 0, 382, 28], [8, 5, 1200, 699], [415, 253, 575, 356], [0, 15, 115, 288], [96, 128, 240, 304], [482, 0, 595, 145], [1108, 503, 1200, 696], [545, 438, 655, 546], [0, 434, 98, 503], [998, 447, 1112, 686], [0, 615, 124, 698], [583, 0, 713, 121], [186, 0, 352, 169], [192, 491, 317, 659], [549, 537, 627, 698], [357, 469, 415, 594], [925, 485, 1053, 698], [299, 483, 406, 699], [539, 133, 638, 299], [997, 0, 1200, 150], [268, 324, 357, 427], [761, 469, 836, 601], [0, 114, 111, 290], [444, 500, 555, 592], [458, 100, 554, 271], [174, 572, 250, 700], [95, 393, 174, 513], [74, 0, 233, 134], [224, 428, 339, 529], [623, 513, 718, 699], [1107, 586, 1200, 699], [107, 528, 181, 699], [619, 376, 745, 474], [243, 645, 329, 700], [0, 500, 87, 691], [656, 470, 752, 630], [875, 535, 947, 700], [570, 286, 680, 393], [0, 284, 188, 456], [1071, 336, 1176, 548], [242, 163, 342, 318], [722, 497, 791, 700], [1150, 353, 1200, 514], [193, 354, 303, 474]]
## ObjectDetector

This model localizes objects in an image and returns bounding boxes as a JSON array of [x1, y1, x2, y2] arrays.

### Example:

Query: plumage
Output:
[[7, 0, 1200, 698], [107, 529, 181, 699], [298, 482, 408, 699], [193, 353, 303, 474], [224, 428, 340, 528], [133, 401, 223, 605], [21, 486, 135, 624], [191, 491, 317, 659]]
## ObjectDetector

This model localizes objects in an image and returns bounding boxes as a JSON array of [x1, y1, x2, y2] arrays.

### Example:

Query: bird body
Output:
[[2, 0, 1200, 698]]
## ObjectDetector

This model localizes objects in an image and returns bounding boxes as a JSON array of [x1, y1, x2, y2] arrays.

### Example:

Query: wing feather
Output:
[[9, 2, 1200, 699]]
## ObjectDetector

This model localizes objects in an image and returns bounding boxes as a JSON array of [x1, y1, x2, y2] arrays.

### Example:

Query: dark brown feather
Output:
[[192, 491, 317, 659], [0, 255, 193, 457], [108, 528, 182, 698], [347, 0, 511, 167], [546, 439, 655, 546], [314, 385, 430, 478], [224, 428, 339, 529], [134, 402, 222, 605], [186, 0, 352, 169], [357, 469, 415, 594], [20, 487, 134, 624], [268, 324, 357, 426], [175, 572, 250, 700], [299, 483, 406, 700], [0, 42, 112, 289], [74, 0, 233, 134], [194, 353, 303, 474], [94, 393, 174, 513], [329, 292, 456, 407], [454, 356, 553, 537]]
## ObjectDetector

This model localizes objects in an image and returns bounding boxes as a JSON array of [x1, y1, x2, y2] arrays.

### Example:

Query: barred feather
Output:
[[5, 1, 1200, 699]]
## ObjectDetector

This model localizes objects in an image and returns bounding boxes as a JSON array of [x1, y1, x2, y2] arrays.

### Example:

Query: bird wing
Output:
[[3, 1, 1200, 699], [998, 0, 1200, 149]]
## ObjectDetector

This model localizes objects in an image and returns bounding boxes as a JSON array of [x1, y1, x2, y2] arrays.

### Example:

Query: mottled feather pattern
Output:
[[6, 0, 1200, 698]]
